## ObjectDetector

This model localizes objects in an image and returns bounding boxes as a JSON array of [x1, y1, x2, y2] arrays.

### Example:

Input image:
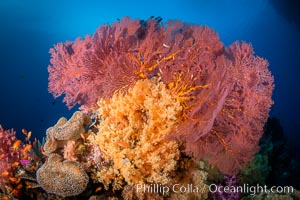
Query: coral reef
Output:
[[0, 16, 276, 199], [0, 14, 278, 200], [49, 17, 274, 175]]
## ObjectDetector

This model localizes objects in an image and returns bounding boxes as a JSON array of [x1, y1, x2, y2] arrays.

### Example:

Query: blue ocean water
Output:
[[0, 0, 299, 160]]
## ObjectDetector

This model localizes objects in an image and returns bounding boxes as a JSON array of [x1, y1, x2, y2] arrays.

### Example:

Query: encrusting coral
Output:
[[88, 78, 182, 189]]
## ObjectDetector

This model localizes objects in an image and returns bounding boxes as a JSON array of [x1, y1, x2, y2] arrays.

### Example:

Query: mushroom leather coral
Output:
[[38, 111, 90, 197], [36, 153, 88, 197], [44, 111, 90, 155]]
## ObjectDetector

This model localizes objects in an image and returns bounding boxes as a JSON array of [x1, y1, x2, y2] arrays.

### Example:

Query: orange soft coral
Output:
[[88, 78, 182, 189]]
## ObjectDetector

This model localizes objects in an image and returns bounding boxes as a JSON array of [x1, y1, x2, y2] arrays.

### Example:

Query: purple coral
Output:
[[211, 175, 240, 200]]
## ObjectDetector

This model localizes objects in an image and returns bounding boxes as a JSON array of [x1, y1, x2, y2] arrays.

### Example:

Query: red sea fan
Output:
[[48, 17, 143, 111], [48, 17, 224, 111], [48, 36, 93, 109], [48, 17, 274, 174], [177, 42, 274, 175]]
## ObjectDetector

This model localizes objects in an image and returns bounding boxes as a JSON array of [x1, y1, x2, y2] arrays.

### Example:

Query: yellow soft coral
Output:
[[88, 78, 183, 189]]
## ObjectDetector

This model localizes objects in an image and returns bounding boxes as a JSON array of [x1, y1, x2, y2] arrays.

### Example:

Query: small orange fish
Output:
[[0, 153, 7, 159], [29, 165, 36, 171], [117, 141, 130, 148], [25, 181, 32, 188], [89, 196, 97, 200], [80, 131, 91, 142], [22, 154, 29, 160], [80, 133, 86, 141], [22, 128, 27, 135], [101, 150, 109, 159], [95, 186, 102, 192], [16, 184, 23, 190], [25, 181, 39, 189], [1, 170, 9, 176], [22, 144, 32, 152], [40, 146, 48, 156], [25, 131, 32, 141], [10, 188, 20, 196], [9, 177, 21, 184], [1, 196, 10, 200], [32, 137, 37, 147], [11, 140, 22, 151], [11, 161, 20, 167]]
